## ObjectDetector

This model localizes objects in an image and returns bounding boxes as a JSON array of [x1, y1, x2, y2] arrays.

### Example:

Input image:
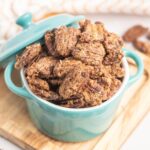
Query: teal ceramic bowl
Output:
[[4, 49, 143, 142]]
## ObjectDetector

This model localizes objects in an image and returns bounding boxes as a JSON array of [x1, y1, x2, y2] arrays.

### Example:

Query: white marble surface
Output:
[[0, 14, 150, 150]]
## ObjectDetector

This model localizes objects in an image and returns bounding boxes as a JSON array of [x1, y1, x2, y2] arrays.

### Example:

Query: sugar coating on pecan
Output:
[[45, 26, 80, 57], [122, 25, 148, 42], [89, 63, 124, 79], [26, 76, 60, 100], [15, 43, 42, 69], [26, 76, 50, 91], [72, 42, 105, 65], [133, 40, 150, 54], [79, 20, 106, 42], [45, 30, 59, 57], [26, 56, 58, 78], [59, 66, 103, 106], [103, 32, 124, 65], [53, 58, 82, 78], [147, 32, 150, 40]]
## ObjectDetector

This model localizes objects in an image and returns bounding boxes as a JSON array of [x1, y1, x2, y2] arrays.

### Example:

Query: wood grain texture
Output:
[[0, 52, 150, 150]]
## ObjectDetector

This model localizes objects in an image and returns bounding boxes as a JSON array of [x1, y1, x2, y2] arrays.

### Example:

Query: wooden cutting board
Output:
[[0, 50, 150, 150]]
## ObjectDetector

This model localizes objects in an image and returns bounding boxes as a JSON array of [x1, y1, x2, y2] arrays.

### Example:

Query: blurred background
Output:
[[0, 0, 150, 150], [0, 0, 150, 42]]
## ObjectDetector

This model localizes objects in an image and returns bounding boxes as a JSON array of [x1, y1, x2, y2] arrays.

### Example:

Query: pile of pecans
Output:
[[122, 25, 150, 54], [15, 20, 125, 108]]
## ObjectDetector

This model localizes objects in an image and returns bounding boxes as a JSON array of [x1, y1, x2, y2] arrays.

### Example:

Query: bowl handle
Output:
[[123, 48, 144, 86], [4, 61, 31, 99]]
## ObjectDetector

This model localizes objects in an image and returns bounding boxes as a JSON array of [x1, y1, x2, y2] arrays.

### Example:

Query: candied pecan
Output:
[[72, 42, 105, 65], [105, 63, 125, 78], [122, 25, 148, 42], [82, 79, 104, 106], [27, 76, 60, 100], [45, 26, 80, 57], [45, 30, 59, 57], [29, 85, 60, 100], [59, 67, 88, 100], [88, 63, 124, 79], [26, 76, 50, 91], [85, 64, 106, 79], [59, 67, 104, 106], [103, 32, 123, 65], [98, 77, 122, 101], [15, 43, 42, 69], [103, 33, 123, 49], [53, 58, 82, 78], [147, 32, 150, 40], [29, 84, 50, 98], [79, 20, 106, 42], [26, 56, 58, 78], [133, 40, 150, 54], [107, 77, 122, 99]]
